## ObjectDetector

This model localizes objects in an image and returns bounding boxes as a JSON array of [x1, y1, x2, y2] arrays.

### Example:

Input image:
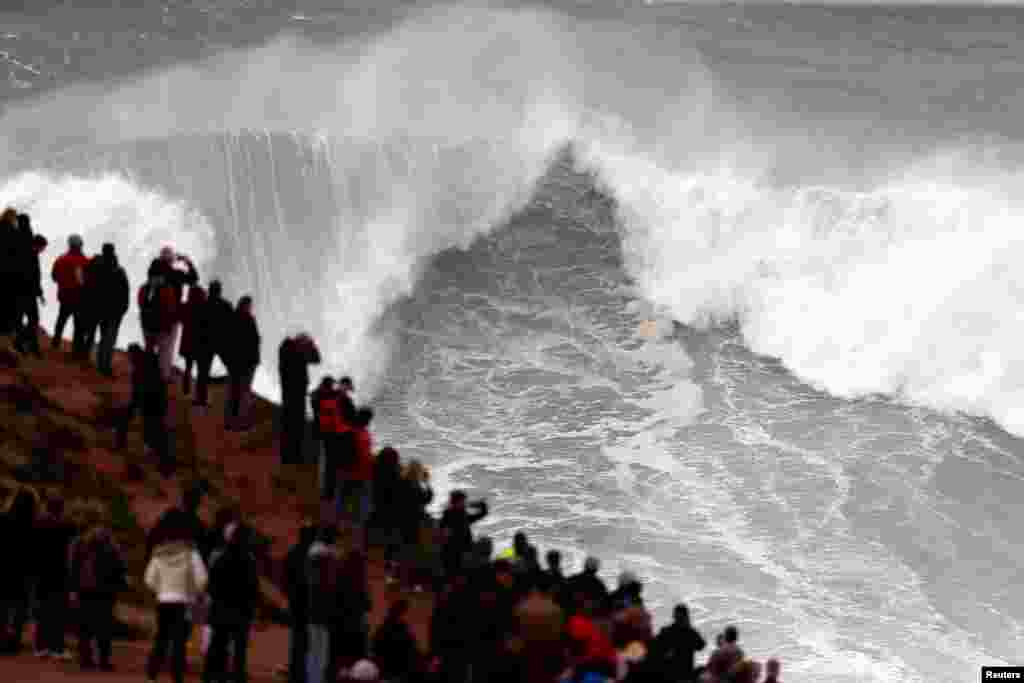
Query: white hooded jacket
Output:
[[144, 541, 208, 604]]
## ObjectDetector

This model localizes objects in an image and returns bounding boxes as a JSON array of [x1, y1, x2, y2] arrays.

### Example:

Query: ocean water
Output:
[[2, 2, 1023, 680]]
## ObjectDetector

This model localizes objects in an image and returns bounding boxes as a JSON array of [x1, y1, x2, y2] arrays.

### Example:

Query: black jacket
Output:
[[230, 311, 261, 373], [207, 544, 260, 626], [131, 350, 168, 419], [650, 623, 706, 678], [85, 254, 130, 321], [440, 502, 488, 555], [372, 618, 420, 680], [278, 338, 321, 395], [70, 538, 127, 597], [193, 294, 235, 357], [35, 516, 78, 592], [285, 528, 316, 623]]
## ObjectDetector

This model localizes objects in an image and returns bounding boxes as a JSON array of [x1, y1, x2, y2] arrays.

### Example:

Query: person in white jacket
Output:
[[144, 510, 208, 683]]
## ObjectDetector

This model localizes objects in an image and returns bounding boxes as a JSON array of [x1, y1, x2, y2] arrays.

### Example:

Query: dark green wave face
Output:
[[3, 3, 1024, 681]]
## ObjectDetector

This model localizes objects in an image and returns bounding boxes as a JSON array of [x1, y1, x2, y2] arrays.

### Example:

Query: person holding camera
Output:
[[139, 247, 198, 381], [439, 491, 488, 580]]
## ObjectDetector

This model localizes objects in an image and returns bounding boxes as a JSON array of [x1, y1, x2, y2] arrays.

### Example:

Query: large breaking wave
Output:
[[1, 0, 1023, 440]]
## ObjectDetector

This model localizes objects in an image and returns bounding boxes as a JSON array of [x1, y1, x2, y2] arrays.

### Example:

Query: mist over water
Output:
[[2, 2, 1024, 680]]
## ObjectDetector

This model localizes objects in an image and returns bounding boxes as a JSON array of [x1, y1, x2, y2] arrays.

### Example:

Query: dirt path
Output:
[[3, 624, 291, 682]]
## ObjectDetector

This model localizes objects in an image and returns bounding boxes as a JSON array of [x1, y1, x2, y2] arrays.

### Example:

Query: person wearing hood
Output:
[[279, 333, 321, 465], [50, 233, 89, 352], [144, 510, 209, 683], [203, 523, 259, 683], [69, 525, 127, 672], [86, 243, 131, 377]]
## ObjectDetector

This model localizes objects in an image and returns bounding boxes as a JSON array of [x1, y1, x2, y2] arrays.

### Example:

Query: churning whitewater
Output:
[[1, 2, 1023, 681]]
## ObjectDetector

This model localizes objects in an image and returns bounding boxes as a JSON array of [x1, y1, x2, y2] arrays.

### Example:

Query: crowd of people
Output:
[[0, 207, 787, 682]]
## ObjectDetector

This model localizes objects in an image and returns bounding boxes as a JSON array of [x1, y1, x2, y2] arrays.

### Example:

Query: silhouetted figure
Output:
[[203, 523, 259, 683], [307, 526, 342, 683], [0, 489, 36, 655], [371, 599, 421, 681], [763, 658, 782, 683], [12, 214, 45, 357], [279, 333, 321, 465], [34, 497, 77, 659], [140, 250, 196, 381], [285, 523, 317, 683], [0, 208, 19, 335], [116, 344, 171, 476], [567, 557, 609, 615], [85, 243, 130, 376], [610, 571, 645, 611], [178, 283, 207, 396], [704, 625, 744, 683], [226, 295, 260, 431], [439, 491, 488, 580], [51, 233, 89, 353], [370, 446, 405, 580], [69, 525, 127, 672], [145, 510, 209, 683], [329, 549, 371, 680], [191, 280, 234, 409], [649, 604, 705, 683]]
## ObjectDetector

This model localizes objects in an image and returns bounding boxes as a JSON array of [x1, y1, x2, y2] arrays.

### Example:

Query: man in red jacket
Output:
[[50, 234, 89, 353], [336, 407, 374, 549]]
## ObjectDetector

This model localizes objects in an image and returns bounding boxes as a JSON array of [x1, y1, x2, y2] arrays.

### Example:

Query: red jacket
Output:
[[567, 615, 618, 670], [51, 251, 89, 304], [345, 428, 374, 482]]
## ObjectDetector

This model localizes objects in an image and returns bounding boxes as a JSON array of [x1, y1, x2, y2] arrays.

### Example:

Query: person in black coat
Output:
[[285, 523, 317, 683], [33, 497, 78, 659], [203, 524, 260, 683], [69, 526, 127, 671], [0, 207, 20, 336], [0, 489, 36, 655], [13, 214, 46, 357], [85, 243, 130, 377], [191, 280, 235, 409], [439, 491, 488, 581], [278, 334, 321, 465], [648, 604, 706, 683], [225, 295, 260, 431], [116, 344, 172, 476], [371, 599, 421, 681]]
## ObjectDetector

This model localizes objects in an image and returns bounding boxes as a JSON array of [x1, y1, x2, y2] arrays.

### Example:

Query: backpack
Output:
[[139, 276, 170, 334]]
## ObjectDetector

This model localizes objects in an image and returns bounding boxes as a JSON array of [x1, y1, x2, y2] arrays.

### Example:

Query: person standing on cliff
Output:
[[225, 295, 260, 431], [279, 333, 321, 465], [50, 233, 89, 353], [12, 215, 46, 358], [190, 280, 234, 411], [178, 282, 207, 396], [84, 243, 130, 377]]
